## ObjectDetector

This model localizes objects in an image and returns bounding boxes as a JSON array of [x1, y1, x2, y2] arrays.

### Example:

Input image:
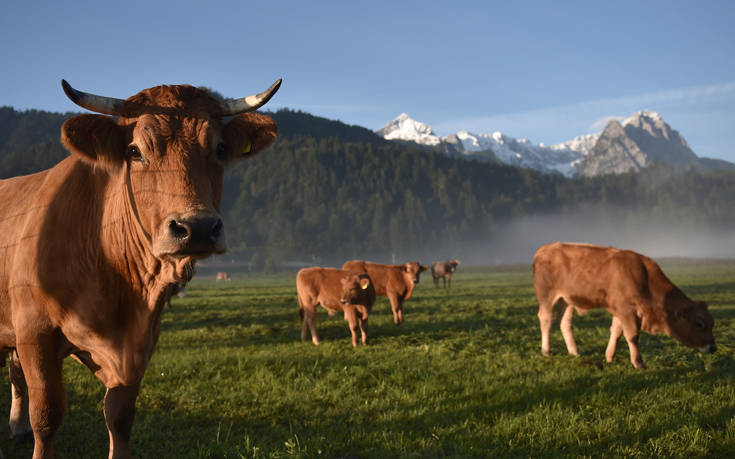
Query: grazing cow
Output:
[[342, 260, 427, 325], [0, 78, 280, 458], [296, 268, 375, 347], [431, 259, 461, 288], [216, 271, 232, 281], [533, 242, 716, 369]]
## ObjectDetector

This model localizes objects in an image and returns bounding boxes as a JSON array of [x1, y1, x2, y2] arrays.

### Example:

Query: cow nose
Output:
[[167, 216, 224, 255], [699, 343, 717, 353]]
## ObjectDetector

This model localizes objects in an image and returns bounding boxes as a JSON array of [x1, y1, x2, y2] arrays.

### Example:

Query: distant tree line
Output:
[[2, 106, 734, 268]]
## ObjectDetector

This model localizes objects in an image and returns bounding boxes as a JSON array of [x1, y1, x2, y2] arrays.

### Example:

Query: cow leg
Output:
[[605, 316, 624, 363], [433, 276, 438, 288], [16, 339, 66, 459], [303, 308, 319, 345], [8, 350, 32, 442], [359, 316, 368, 345], [343, 308, 359, 347], [620, 317, 645, 369], [558, 303, 579, 356], [447, 275, 451, 289], [104, 385, 140, 459], [388, 294, 403, 325], [538, 299, 555, 356]]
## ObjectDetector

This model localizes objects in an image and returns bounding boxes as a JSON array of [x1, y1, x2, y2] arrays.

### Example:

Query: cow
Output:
[[431, 259, 460, 288], [216, 271, 232, 281], [342, 260, 427, 325], [533, 242, 716, 369], [296, 267, 375, 347], [0, 78, 280, 458]]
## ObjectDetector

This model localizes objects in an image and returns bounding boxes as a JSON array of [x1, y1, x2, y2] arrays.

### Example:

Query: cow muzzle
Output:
[[155, 213, 226, 258], [700, 343, 717, 354]]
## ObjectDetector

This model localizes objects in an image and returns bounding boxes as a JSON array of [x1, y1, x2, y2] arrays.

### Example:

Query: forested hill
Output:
[[2, 106, 735, 266]]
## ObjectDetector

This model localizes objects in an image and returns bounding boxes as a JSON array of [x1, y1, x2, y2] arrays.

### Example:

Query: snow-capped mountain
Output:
[[375, 113, 441, 146], [376, 111, 729, 177], [377, 113, 597, 176]]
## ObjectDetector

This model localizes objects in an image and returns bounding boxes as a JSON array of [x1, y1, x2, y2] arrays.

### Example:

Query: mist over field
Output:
[[454, 207, 735, 266]]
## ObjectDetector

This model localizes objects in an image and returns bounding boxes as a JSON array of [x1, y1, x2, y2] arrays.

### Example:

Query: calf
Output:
[[431, 259, 461, 288], [216, 271, 231, 281], [296, 267, 375, 347], [342, 260, 427, 324], [533, 242, 716, 368]]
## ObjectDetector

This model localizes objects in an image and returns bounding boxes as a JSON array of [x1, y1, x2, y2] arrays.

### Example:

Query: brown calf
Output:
[[533, 242, 716, 368], [296, 267, 375, 347], [342, 260, 427, 324]]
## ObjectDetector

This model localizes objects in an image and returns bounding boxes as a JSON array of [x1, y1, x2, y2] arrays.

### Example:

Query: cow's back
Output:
[[342, 260, 392, 296], [0, 168, 56, 346], [533, 242, 653, 312], [297, 267, 345, 311]]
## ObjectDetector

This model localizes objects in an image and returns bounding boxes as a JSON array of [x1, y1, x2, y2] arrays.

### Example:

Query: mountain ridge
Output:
[[376, 110, 733, 177]]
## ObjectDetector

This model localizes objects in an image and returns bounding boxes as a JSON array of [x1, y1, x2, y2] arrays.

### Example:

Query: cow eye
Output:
[[695, 321, 705, 331], [216, 142, 227, 161], [127, 145, 143, 162]]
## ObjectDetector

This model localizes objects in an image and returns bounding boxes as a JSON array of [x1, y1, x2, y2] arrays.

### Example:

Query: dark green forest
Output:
[[2, 106, 734, 268]]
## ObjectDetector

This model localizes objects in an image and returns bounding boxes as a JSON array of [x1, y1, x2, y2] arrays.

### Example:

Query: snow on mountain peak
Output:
[[376, 113, 440, 146], [375, 110, 706, 178]]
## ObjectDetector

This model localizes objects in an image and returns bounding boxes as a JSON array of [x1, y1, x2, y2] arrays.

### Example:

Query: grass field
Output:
[[1, 260, 735, 458]]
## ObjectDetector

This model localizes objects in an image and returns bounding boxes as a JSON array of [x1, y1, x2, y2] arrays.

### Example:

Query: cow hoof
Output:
[[541, 349, 551, 357]]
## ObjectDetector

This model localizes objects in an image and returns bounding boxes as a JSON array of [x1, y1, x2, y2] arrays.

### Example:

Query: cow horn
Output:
[[221, 79, 282, 115], [61, 80, 125, 116]]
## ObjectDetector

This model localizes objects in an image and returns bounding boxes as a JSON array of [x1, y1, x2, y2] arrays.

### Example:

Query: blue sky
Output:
[[2, 0, 734, 161]]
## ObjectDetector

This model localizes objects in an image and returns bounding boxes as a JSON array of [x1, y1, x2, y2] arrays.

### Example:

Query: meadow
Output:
[[1, 260, 735, 458]]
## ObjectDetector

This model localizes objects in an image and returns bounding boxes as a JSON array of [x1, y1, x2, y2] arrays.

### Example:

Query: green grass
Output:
[[2, 260, 735, 457]]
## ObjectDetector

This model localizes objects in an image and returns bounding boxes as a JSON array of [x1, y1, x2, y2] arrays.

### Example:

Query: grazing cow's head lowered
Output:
[[666, 299, 716, 354], [60, 79, 280, 266]]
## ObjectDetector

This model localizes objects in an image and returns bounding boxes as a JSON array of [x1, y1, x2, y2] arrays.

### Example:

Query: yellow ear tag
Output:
[[243, 140, 251, 155], [361, 281, 369, 290]]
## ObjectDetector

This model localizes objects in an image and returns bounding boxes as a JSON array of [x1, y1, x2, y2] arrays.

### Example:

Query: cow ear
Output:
[[360, 278, 370, 290], [222, 112, 277, 164], [61, 114, 125, 170], [420, 265, 428, 272]]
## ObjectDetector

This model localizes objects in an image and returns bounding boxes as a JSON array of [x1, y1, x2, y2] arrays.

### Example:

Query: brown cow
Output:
[[533, 242, 716, 369], [0, 78, 280, 458], [431, 259, 460, 288], [296, 268, 375, 347], [342, 260, 427, 324], [216, 271, 232, 281]]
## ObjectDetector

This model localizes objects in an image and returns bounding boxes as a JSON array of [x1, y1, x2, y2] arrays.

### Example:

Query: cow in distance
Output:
[[431, 259, 460, 288]]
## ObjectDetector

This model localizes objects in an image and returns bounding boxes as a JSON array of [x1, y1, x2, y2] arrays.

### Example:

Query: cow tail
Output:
[[298, 296, 305, 324]]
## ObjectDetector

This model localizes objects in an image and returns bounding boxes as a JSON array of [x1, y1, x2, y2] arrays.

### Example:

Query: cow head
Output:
[[339, 273, 372, 308], [60, 79, 280, 266], [668, 300, 716, 353], [449, 259, 461, 273], [401, 262, 428, 285]]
